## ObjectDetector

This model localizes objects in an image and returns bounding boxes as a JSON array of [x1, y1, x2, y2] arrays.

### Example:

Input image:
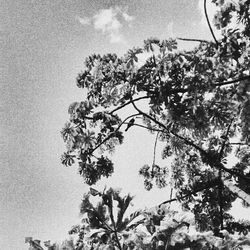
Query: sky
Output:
[[1, 0, 249, 249]]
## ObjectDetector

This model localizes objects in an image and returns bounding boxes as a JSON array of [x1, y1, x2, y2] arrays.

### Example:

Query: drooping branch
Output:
[[204, 0, 219, 47]]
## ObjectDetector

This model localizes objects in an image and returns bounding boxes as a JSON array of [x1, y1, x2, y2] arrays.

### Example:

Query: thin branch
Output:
[[89, 114, 139, 154], [204, 0, 219, 47], [159, 178, 220, 207], [219, 119, 233, 159], [87, 207, 114, 232], [215, 162, 250, 182], [109, 96, 152, 114], [213, 75, 250, 87], [159, 175, 250, 208], [218, 169, 224, 230], [177, 37, 210, 43], [168, 188, 173, 208], [151, 132, 159, 175], [125, 122, 165, 133]]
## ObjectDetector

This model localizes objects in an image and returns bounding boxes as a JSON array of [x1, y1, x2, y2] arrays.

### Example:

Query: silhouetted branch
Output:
[[159, 178, 221, 207], [90, 113, 139, 154], [177, 37, 210, 43], [151, 132, 159, 175], [110, 96, 152, 114], [204, 0, 219, 47], [219, 119, 233, 159]]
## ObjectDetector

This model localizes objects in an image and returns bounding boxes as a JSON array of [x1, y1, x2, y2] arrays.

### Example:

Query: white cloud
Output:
[[122, 12, 134, 22], [94, 9, 122, 32], [77, 7, 134, 44]]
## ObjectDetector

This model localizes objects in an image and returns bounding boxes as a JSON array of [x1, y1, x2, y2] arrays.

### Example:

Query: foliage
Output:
[[58, 0, 250, 248], [67, 188, 250, 250], [25, 237, 75, 250], [26, 190, 250, 249], [69, 187, 143, 250]]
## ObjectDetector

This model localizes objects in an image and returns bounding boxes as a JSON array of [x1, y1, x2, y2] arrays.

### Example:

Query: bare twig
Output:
[[177, 37, 209, 43]]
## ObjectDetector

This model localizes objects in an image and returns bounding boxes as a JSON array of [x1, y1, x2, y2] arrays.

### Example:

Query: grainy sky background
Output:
[[1, 0, 249, 249]]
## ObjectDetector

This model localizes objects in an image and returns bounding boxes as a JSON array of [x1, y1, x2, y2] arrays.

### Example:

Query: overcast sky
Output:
[[1, 1, 249, 249]]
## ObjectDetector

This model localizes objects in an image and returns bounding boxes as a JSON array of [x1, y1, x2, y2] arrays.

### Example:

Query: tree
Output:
[[61, 0, 250, 235]]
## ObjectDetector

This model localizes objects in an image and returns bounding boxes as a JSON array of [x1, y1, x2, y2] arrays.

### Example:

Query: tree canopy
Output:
[[60, 0, 250, 245]]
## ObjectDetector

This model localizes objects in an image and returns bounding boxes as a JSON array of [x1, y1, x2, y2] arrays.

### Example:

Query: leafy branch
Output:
[[159, 178, 221, 207], [110, 96, 152, 115], [130, 96, 250, 183], [89, 113, 140, 155]]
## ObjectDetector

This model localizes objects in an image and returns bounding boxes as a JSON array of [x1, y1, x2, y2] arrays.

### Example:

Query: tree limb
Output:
[[151, 132, 159, 175], [204, 0, 219, 47], [219, 119, 233, 160], [213, 75, 250, 87], [109, 96, 152, 114], [159, 178, 221, 207], [89, 114, 139, 154], [177, 37, 210, 43], [125, 122, 165, 132], [130, 96, 250, 183]]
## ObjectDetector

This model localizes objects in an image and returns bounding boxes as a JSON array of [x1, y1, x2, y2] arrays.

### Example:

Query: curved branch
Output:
[[204, 0, 219, 47]]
